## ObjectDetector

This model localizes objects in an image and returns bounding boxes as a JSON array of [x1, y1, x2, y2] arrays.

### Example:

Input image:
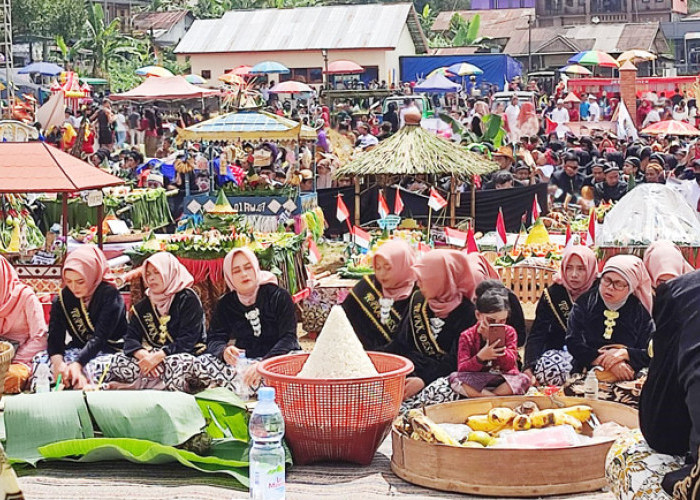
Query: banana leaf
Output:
[[194, 388, 249, 441], [37, 438, 250, 489]]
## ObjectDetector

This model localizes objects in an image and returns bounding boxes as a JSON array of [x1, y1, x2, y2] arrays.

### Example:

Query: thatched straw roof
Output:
[[334, 124, 499, 178]]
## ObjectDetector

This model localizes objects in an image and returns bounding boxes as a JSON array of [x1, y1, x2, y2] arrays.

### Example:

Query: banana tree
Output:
[[81, 3, 139, 77], [439, 112, 506, 149]]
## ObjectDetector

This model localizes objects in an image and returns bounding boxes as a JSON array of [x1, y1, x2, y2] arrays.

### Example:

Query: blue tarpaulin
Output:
[[400, 54, 522, 92]]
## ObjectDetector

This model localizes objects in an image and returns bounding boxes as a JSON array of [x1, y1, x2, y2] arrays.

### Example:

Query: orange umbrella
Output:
[[228, 65, 252, 76], [219, 73, 246, 85], [641, 120, 700, 136]]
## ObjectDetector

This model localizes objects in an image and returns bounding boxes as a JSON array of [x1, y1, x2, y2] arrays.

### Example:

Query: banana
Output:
[[487, 407, 517, 426], [530, 410, 557, 429], [553, 405, 592, 424], [465, 414, 503, 433], [512, 414, 532, 431], [553, 412, 584, 433], [406, 410, 460, 446]]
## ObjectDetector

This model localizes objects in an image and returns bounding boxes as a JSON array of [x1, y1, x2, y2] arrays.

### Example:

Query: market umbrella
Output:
[[18, 61, 64, 76], [269, 81, 313, 94], [568, 51, 619, 68], [563, 92, 581, 103], [219, 73, 246, 85], [225, 65, 253, 77], [640, 120, 700, 136], [250, 61, 290, 75], [414, 73, 460, 93], [135, 66, 174, 77], [559, 64, 592, 76], [446, 62, 483, 76], [426, 67, 454, 79], [324, 60, 364, 75], [184, 74, 206, 84], [617, 50, 656, 64]]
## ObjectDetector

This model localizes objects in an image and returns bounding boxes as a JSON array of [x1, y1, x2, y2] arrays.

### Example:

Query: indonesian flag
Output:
[[565, 223, 574, 250], [352, 226, 371, 249], [531, 195, 542, 225], [394, 187, 404, 215], [417, 241, 431, 255], [428, 187, 448, 211], [445, 227, 468, 248], [545, 116, 558, 135], [585, 207, 596, 247], [336, 194, 350, 223], [466, 223, 478, 253], [496, 208, 507, 251], [378, 190, 390, 220], [307, 236, 321, 265]]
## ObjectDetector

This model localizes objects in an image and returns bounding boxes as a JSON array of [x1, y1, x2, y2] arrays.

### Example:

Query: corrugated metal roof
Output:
[[133, 10, 190, 31], [431, 8, 534, 36], [175, 3, 425, 54]]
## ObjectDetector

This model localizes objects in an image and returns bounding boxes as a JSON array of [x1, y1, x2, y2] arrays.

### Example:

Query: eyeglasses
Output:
[[601, 276, 629, 291]]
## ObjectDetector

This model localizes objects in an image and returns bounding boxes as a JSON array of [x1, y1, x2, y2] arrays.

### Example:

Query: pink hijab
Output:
[[643, 240, 694, 286], [62, 246, 116, 300], [144, 252, 194, 315], [465, 253, 500, 299], [554, 246, 598, 301], [223, 248, 277, 306], [0, 255, 37, 334], [373, 240, 416, 301], [600, 255, 654, 314], [415, 250, 477, 319]]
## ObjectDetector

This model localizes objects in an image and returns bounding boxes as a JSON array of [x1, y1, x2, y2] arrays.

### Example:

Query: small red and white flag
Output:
[[428, 187, 448, 211], [307, 236, 321, 265], [336, 194, 350, 223], [585, 207, 596, 247], [352, 225, 371, 249], [417, 241, 432, 255], [378, 190, 390, 220], [496, 208, 507, 251], [394, 187, 404, 215], [473, 174, 482, 190], [445, 227, 468, 248], [565, 223, 574, 250], [466, 223, 478, 253], [531, 196, 542, 225]]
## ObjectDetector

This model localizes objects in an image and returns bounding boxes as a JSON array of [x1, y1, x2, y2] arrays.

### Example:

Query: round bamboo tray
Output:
[[391, 396, 638, 497]]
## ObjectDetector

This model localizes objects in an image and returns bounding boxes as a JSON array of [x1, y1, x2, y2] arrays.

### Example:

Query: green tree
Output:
[[80, 3, 139, 77]]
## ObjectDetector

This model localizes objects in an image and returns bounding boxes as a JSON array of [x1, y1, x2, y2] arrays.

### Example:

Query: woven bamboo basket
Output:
[[0, 342, 15, 398]]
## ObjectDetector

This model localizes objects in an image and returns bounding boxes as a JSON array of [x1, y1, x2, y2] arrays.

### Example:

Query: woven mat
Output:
[[16, 438, 615, 500]]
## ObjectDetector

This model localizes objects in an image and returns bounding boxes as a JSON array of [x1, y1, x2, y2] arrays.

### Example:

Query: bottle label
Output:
[[251, 462, 285, 500]]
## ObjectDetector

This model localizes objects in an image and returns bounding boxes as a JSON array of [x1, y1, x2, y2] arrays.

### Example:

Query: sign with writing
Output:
[[86, 190, 104, 208], [183, 195, 307, 216], [31, 251, 57, 266]]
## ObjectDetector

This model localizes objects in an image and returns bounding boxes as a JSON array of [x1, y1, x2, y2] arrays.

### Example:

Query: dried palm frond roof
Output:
[[333, 125, 498, 178]]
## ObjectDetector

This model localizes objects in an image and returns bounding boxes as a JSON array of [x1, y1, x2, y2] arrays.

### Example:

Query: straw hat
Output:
[[492, 145, 514, 161]]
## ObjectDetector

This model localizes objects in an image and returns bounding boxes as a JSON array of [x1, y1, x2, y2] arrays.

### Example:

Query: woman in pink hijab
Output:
[[192, 248, 300, 395], [342, 240, 417, 349], [385, 250, 478, 400], [41, 246, 126, 390], [643, 240, 694, 288], [564, 255, 654, 405], [106, 252, 205, 392], [525, 246, 598, 386], [0, 256, 47, 393]]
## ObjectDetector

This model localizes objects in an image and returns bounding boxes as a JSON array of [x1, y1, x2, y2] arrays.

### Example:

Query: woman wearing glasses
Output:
[[563, 255, 654, 407]]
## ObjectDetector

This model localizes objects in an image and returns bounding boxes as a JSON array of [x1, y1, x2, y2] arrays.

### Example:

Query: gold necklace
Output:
[[158, 315, 171, 345], [603, 309, 619, 340]]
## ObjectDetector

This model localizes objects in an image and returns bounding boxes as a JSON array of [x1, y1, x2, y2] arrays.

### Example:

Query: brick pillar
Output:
[[619, 60, 638, 126]]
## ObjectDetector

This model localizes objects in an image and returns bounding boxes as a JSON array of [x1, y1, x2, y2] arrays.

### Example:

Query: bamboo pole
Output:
[[97, 203, 104, 250], [450, 175, 456, 227], [470, 180, 476, 221], [62, 194, 69, 250], [354, 176, 360, 227]]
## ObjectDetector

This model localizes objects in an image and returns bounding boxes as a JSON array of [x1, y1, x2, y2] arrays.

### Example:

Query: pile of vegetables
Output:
[[0, 195, 45, 253], [302, 207, 325, 242]]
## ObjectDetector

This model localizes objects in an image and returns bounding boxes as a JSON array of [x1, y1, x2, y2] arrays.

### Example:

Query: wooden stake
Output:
[[354, 176, 360, 227], [470, 180, 476, 221], [450, 174, 456, 227]]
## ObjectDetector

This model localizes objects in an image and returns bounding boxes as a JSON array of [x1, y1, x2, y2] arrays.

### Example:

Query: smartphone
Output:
[[487, 324, 507, 349]]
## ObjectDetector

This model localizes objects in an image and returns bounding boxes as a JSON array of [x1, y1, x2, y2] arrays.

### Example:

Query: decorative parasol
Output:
[[640, 120, 700, 136], [324, 60, 364, 75], [568, 51, 619, 68], [446, 62, 484, 76], [135, 66, 174, 77], [617, 50, 656, 64], [269, 81, 313, 94], [559, 64, 592, 76], [426, 67, 454, 79], [184, 74, 206, 84], [250, 61, 290, 75]]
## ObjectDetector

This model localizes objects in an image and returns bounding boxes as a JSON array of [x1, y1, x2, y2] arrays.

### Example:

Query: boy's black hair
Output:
[[476, 289, 511, 314]]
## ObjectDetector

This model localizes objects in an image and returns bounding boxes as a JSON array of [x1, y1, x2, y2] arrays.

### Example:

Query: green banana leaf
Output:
[[194, 388, 249, 441], [86, 391, 206, 447], [38, 438, 249, 489], [4, 392, 95, 465]]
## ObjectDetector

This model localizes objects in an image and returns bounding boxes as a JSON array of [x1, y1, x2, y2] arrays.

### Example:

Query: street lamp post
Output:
[[321, 49, 329, 90]]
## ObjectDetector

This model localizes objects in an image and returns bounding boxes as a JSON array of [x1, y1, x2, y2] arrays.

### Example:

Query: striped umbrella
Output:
[[427, 67, 454, 79], [250, 61, 290, 75], [559, 64, 592, 76], [446, 62, 484, 76], [641, 120, 700, 137], [568, 51, 619, 68], [184, 74, 206, 84], [135, 66, 174, 77]]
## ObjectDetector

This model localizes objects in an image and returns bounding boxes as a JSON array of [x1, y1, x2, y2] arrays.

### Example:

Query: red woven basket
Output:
[[257, 352, 413, 465]]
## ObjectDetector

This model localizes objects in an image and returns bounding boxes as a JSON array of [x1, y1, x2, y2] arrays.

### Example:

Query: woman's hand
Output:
[[223, 345, 240, 366], [596, 348, 628, 371], [523, 368, 537, 386], [478, 340, 505, 362], [243, 362, 261, 387], [50, 355, 68, 383], [138, 350, 166, 376], [66, 362, 87, 389], [609, 361, 635, 382]]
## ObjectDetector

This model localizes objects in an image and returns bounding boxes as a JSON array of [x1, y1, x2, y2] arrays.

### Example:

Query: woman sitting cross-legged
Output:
[[524, 246, 598, 386], [106, 252, 206, 392], [35, 246, 126, 390], [563, 255, 654, 406], [192, 248, 301, 393]]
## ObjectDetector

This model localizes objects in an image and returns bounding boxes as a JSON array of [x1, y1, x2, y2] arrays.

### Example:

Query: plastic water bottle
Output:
[[249, 387, 285, 500], [34, 364, 51, 393], [235, 350, 251, 400], [584, 369, 599, 401]]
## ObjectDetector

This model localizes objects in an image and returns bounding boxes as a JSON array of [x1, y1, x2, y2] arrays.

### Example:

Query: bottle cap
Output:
[[258, 387, 275, 402]]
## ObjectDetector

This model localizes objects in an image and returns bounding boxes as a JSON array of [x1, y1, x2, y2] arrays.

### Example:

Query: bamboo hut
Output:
[[334, 119, 498, 226]]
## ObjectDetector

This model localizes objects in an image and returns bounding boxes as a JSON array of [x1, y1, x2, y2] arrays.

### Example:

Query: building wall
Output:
[[384, 25, 417, 85], [157, 17, 194, 46]]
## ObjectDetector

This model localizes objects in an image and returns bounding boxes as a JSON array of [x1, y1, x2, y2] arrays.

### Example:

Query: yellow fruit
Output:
[[554, 405, 592, 423], [465, 414, 502, 433], [530, 410, 556, 429], [467, 431, 492, 447], [553, 412, 583, 433], [512, 414, 532, 431], [488, 407, 517, 426], [462, 441, 485, 448], [8, 224, 20, 252]]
